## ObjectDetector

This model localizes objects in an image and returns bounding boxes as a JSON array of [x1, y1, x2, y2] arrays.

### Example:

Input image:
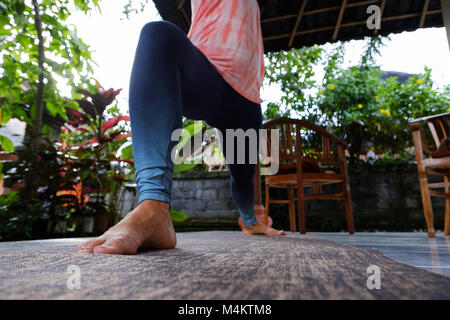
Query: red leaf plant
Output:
[[61, 85, 134, 224]]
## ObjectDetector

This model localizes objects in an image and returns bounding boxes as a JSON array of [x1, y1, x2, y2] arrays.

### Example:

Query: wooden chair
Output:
[[260, 117, 354, 234], [409, 112, 450, 238]]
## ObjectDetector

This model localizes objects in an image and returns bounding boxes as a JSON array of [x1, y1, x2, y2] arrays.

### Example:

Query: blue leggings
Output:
[[129, 21, 261, 226]]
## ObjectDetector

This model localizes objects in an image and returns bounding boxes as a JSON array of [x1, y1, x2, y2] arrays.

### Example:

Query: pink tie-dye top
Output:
[[188, 0, 264, 104]]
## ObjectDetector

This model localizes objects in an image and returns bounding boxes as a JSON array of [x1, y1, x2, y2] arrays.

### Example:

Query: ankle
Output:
[[139, 199, 170, 211]]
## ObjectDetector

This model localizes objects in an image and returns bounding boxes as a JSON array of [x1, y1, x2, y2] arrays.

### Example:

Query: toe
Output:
[[93, 242, 123, 255], [267, 228, 286, 236], [75, 238, 106, 253], [93, 238, 138, 255]]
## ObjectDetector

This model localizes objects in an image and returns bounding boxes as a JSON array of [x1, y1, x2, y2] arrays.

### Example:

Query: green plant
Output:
[[264, 45, 323, 120], [120, 121, 208, 223], [317, 67, 449, 161], [62, 85, 132, 227], [265, 36, 450, 162], [0, 0, 103, 153], [0, 136, 75, 240]]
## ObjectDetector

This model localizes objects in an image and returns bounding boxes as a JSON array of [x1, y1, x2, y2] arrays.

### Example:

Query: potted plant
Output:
[[2, 136, 75, 239], [61, 84, 133, 233]]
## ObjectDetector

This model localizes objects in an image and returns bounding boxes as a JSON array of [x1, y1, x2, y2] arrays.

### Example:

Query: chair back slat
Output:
[[261, 118, 347, 173], [286, 123, 294, 156], [295, 123, 302, 167], [409, 112, 450, 155], [322, 136, 331, 160], [427, 117, 450, 149], [279, 123, 288, 158], [427, 121, 441, 149], [437, 119, 447, 139]]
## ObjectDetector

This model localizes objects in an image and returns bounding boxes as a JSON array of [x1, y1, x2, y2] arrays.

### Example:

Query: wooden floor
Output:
[[0, 231, 449, 300], [313, 232, 450, 277]]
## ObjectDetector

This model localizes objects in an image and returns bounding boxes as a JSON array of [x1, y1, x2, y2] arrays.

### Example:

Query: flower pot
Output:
[[53, 220, 68, 234], [94, 212, 109, 233], [80, 216, 95, 234], [34, 217, 50, 237]]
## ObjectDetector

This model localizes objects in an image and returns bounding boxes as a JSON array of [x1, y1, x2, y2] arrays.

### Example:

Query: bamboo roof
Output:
[[152, 0, 445, 52]]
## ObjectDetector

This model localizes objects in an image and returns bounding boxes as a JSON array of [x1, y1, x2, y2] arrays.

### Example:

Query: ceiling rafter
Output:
[[288, 0, 308, 47], [176, 0, 190, 26], [420, 0, 431, 27], [263, 9, 442, 41], [333, 0, 348, 40], [176, 0, 185, 10], [261, 0, 380, 24], [173, 0, 443, 47]]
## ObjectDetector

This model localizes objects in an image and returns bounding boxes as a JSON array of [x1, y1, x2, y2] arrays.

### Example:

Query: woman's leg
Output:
[[75, 21, 283, 255], [214, 100, 262, 227], [75, 21, 246, 254], [214, 92, 285, 235], [129, 21, 239, 206]]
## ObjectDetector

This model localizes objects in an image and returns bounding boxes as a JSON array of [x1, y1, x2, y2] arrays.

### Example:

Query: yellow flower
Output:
[[358, 104, 363, 109], [327, 84, 335, 90], [379, 109, 391, 116], [447, 107, 450, 112], [374, 95, 379, 99], [417, 79, 424, 85]]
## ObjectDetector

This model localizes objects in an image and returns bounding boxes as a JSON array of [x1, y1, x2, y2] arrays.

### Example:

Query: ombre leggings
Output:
[[129, 21, 261, 226]]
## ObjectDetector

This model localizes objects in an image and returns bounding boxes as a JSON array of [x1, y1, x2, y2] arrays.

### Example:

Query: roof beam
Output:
[[263, 9, 443, 41], [333, 0, 348, 40], [180, 7, 191, 26], [288, 0, 308, 47], [176, 0, 190, 26], [261, 0, 379, 24], [176, 0, 186, 10], [420, 0, 431, 27]]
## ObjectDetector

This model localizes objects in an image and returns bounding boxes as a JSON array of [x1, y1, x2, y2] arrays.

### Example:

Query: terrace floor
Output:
[[312, 232, 450, 277], [0, 231, 449, 299]]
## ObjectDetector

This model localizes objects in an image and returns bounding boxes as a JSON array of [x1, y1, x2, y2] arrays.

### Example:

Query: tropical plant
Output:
[[0, 136, 75, 240], [0, 0, 103, 154], [61, 85, 132, 227], [318, 67, 450, 161], [264, 45, 323, 120], [265, 36, 450, 162], [120, 121, 208, 223]]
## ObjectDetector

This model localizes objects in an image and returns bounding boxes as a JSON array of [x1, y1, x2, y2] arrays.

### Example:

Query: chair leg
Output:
[[343, 183, 355, 235], [445, 175, 450, 236], [287, 188, 296, 232], [418, 173, 435, 238], [264, 184, 270, 225], [296, 185, 306, 234]]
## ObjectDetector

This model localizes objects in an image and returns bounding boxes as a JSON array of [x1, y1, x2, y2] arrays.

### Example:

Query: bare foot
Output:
[[241, 222, 286, 236], [75, 200, 176, 255]]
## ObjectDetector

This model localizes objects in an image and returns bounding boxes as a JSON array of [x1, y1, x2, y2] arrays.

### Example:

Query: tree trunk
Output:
[[32, 0, 45, 149]]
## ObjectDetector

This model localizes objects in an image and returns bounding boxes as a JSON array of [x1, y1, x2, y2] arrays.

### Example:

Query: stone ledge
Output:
[[173, 170, 230, 180]]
